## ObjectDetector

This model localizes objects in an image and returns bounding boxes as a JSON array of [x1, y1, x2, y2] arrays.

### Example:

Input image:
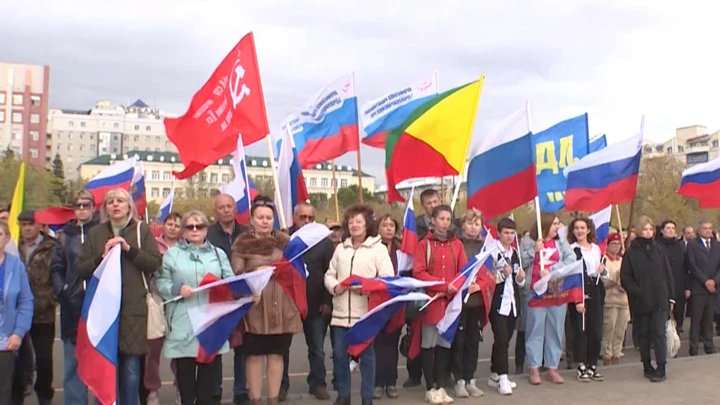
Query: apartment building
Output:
[[78, 150, 375, 204], [48, 99, 176, 178], [643, 125, 720, 165], [0, 62, 51, 166]]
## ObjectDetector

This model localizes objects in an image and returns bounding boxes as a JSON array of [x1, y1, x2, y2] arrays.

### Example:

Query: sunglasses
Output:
[[73, 202, 94, 209], [253, 200, 275, 208], [183, 224, 208, 231]]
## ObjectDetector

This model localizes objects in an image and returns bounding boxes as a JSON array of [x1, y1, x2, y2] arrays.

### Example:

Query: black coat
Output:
[[686, 237, 720, 296], [621, 237, 675, 314], [657, 237, 690, 298], [289, 224, 335, 316], [207, 221, 248, 261], [50, 217, 100, 341]]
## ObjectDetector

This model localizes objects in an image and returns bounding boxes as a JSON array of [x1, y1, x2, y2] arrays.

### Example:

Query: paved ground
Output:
[[33, 316, 717, 404]]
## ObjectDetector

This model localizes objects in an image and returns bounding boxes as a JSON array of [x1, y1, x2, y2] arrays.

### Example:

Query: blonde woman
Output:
[[75, 188, 161, 405]]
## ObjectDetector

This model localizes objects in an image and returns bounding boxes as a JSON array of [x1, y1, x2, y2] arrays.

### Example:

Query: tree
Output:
[[309, 193, 328, 210], [48, 153, 70, 205], [330, 185, 379, 208]]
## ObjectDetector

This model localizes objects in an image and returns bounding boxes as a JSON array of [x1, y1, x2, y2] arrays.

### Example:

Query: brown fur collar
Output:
[[232, 229, 290, 257]]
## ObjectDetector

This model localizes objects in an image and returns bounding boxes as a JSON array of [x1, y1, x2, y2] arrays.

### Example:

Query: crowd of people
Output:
[[0, 187, 718, 405]]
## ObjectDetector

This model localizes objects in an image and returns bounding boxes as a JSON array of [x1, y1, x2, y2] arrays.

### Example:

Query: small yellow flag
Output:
[[9, 162, 25, 245]]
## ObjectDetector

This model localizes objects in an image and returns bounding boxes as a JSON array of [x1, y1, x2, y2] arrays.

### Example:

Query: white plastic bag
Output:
[[666, 319, 681, 358]]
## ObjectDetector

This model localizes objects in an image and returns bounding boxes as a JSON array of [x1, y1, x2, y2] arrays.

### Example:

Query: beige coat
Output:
[[231, 230, 302, 335], [324, 235, 395, 328], [603, 256, 629, 308]]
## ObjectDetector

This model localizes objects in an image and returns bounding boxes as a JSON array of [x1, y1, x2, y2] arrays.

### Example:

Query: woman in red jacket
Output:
[[413, 205, 468, 405]]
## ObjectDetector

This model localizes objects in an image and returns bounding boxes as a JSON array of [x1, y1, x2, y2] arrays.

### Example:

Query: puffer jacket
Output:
[[50, 217, 100, 341], [413, 231, 469, 325], [325, 235, 395, 328], [156, 240, 234, 359], [20, 234, 58, 324]]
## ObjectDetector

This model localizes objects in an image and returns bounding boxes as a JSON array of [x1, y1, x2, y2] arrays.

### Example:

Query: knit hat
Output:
[[608, 232, 622, 243]]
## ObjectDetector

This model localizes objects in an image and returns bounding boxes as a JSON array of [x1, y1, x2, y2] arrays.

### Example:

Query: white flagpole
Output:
[[450, 161, 467, 212], [266, 135, 287, 230], [526, 100, 545, 273]]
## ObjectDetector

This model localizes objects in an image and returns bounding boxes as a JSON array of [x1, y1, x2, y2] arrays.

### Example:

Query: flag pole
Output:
[[351, 71, 364, 203], [145, 207, 149, 224], [614, 204, 626, 254], [242, 134, 253, 216], [450, 161, 467, 212], [526, 100, 546, 272], [265, 136, 287, 230], [440, 177, 445, 203], [331, 159, 340, 222]]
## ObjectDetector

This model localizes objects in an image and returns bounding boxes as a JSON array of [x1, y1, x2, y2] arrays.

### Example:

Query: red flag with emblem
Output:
[[166, 32, 270, 179]]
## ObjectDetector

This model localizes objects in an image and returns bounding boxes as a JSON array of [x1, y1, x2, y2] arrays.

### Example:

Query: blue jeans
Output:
[[331, 326, 375, 400], [525, 304, 567, 369], [63, 340, 88, 405], [304, 315, 330, 389], [117, 354, 141, 405]]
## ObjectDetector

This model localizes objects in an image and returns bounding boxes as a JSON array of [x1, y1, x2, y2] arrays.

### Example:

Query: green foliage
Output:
[[308, 193, 328, 210], [0, 153, 52, 210], [48, 153, 71, 205], [330, 185, 379, 209]]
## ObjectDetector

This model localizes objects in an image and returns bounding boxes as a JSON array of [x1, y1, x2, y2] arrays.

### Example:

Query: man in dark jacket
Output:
[[207, 194, 249, 405], [50, 191, 99, 405], [18, 210, 59, 405], [657, 220, 691, 332], [285, 203, 334, 400], [686, 220, 720, 355]]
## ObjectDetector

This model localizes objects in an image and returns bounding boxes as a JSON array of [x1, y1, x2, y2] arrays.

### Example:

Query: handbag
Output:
[[666, 318, 681, 358], [136, 221, 167, 340]]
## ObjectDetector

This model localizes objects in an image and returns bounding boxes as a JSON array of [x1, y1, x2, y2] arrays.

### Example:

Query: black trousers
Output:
[[176, 357, 220, 405], [564, 309, 575, 368], [375, 329, 401, 387], [29, 323, 54, 400], [422, 347, 450, 390], [452, 306, 482, 381], [12, 335, 32, 402], [569, 283, 604, 367], [514, 331, 525, 369], [406, 322, 423, 381], [489, 310, 516, 375], [635, 310, 668, 365], [690, 293, 716, 353], [0, 351, 16, 405], [672, 293, 687, 331]]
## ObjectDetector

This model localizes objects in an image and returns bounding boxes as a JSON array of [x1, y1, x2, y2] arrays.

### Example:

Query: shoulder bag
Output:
[[137, 221, 167, 340]]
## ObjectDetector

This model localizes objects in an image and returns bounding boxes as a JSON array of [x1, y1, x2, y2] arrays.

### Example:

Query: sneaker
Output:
[[488, 372, 517, 389], [425, 389, 442, 405], [497, 375, 513, 396], [454, 380, 469, 398], [577, 365, 591, 382], [373, 387, 384, 399], [589, 365, 604, 381], [386, 386, 399, 399], [175, 389, 181, 405], [465, 379, 484, 398], [437, 388, 454, 404], [147, 391, 160, 405]]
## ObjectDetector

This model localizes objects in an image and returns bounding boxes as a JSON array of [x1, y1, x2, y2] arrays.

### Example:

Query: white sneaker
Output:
[[175, 388, 181, 405], [497, 375, 513, 396], [465, 379, 484, 398], [437, 387, 454, 404], [488, 372, 517, 389], [454, 380, 469, 398], [147, 391, 160, 405], [425, 388, 443, 405]]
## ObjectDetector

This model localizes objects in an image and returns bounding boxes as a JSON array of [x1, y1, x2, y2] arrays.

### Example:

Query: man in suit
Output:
[[686, 220, 720, 355]]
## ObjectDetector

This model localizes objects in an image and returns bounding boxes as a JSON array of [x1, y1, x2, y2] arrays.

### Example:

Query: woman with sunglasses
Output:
[[156, 210, 234, 405], [231, 196, 302, 405]]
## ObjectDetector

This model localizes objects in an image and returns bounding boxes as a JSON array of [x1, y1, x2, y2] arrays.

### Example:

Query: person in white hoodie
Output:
[[325, 204, 395, 405]]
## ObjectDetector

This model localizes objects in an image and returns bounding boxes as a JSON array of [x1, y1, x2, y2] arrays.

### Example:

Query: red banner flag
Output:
[[166, 32, 270, 179]]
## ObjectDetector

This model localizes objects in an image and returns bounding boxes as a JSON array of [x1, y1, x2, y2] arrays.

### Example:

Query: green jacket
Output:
[[75, 219, 161, 355], [156, 240, 234, 359]]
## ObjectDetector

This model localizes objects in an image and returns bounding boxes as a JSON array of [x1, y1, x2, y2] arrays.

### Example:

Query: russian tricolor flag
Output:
[[282, 74, 360, 169], [590, 206, 612, 255], [360, 75, 439, 149], [186, 268, 274, 363], [277, 127, 309, 227], [273, 223, 331, 319], [85, 156, 136, 205], [467, 104, 536, 220], [221, 138, 258, 225], [530, 260, 584, 307], [397, 189, 418, 276], [76, 245, 122, 405], [564, 121, 644, 212], [131, 161, 147, 216], [35, 206, 75, 233], [436, 250, 495, 342], [678, 155, 720, 200], [156, 185, 175, 223]]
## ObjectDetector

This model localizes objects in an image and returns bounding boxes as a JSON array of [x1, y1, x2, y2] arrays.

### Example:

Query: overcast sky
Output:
[[2, 0, 719, 183]]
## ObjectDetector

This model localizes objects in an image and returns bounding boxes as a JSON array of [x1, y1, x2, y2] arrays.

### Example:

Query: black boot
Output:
[[333, 396, 351, 405], [650, 363, 666, 382], [642, 361, 656, 379]]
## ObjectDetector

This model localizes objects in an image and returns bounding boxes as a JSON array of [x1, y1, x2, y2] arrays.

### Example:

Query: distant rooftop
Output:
[[129, 99, 150, 108]]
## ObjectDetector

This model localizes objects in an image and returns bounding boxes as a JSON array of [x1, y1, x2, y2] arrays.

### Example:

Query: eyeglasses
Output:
[[253, 200, 275, 208], [73, 202, 93, 209], [183, 224, 208, 231]]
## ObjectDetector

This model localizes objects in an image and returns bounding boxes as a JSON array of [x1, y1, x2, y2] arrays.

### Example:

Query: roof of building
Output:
[[81, 150, 374, 178], [130, 99, 149, 108]]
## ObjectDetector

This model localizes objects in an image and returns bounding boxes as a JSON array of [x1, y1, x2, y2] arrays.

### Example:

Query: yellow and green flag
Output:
[[9, 162, 25, 245], [384, 77, 484, 203]]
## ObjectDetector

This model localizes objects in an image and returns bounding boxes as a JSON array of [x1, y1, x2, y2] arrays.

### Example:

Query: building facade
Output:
[[48, 100, 176, 179], [643, 125, 720, 165], [78, 151, 375, 204], [0, 63, 51, 166]]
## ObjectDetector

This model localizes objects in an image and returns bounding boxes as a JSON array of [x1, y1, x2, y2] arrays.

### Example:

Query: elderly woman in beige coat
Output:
[[231, 196, 302, 405]]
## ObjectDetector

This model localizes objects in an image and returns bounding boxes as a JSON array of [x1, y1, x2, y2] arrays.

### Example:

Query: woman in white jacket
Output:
[[325, 204, 395, 405]]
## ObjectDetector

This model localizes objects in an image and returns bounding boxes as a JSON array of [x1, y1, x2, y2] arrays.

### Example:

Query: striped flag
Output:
[[85, 156, 136, 205], [156, 185, 175, 223], [397, 188, 418, 276], [590, 206, 612, 254]]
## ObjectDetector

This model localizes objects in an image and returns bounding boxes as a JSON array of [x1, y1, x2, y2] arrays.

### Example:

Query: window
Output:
[[165, 141, 170, 147], [678, 146, 685, 152], [163, 172, 171, 181], [210, 173, 218, 183], [29, 131, 39, 141], [79, 145, 84, 151], [145, 136, 150, 142], [222, 173, 230, 183], [714, 140, 719, 148], [131, 135, 137, 142], [687, 152, 709, 165], [331, 179, 337, 188], [29, 148, 38, 158], [0, 111, 4, 122], [30, 95, 41, 106], [69, 121, 74, 127], [151, 171, 160, 180], [151, 188, 159, 198], [67, 144, 73, 151], [146, 126, 152, 131], [79, 132, 84, 139], [12, 112, 22, 123], [341, 179, 348, 188], [309, 177, 317, 187], [155, 136, 160, 143], [0, 92, 5, 104], [12, 94, 23, 105], [162, 188, 171, 198], [80, 121, 86, 128], [90, 134, 94, 140], [200, 173, 207, 182], [321, 178, 328, 187], [58, 143, 63, 150], [113, 122, 119, 129], [134, 125, 140, 130], [667, 147, 672, 154]]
